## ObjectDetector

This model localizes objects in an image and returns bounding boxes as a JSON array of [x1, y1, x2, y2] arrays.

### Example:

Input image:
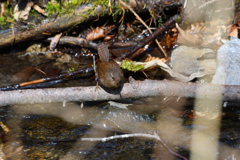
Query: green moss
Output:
[[158, 17, 163, 27], [77, 13, 88, 18], [121, 60, 144, 72], [45, 1, 61, 15], [44, 0, 126, 20], [175, 15, 180, 22], [30, 7, 38, 15], [111, 6, 124, 23], [0, 16, 7, 25], [0, 16, 15, 26], [6, 16, 12, 21], [69, 68, 75, 72], [0, 2, 15, 26], [44, 0, 110, 17]]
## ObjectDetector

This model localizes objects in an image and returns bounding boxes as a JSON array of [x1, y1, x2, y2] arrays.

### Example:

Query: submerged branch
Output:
[[0, 78, 239, 106]]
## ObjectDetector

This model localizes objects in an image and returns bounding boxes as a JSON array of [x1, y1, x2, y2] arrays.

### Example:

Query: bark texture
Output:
[[0, 79, 239, 106]]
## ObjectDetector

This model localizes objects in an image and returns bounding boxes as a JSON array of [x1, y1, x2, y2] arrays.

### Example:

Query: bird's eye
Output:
[[112, 77, 115, 80]]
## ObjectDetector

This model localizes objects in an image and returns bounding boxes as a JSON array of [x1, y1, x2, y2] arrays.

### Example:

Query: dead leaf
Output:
[[176, 23, 203, 47], [14, 1, 33, 21], [229, 24, 239, 38], [176, 22, 224, 49], [86, 27, 104, 41], [10, 67, 35, 83], [161, 33, 172, 49], [33, 4, 47, 16], [145, 56, 167, 63], [49, 33, 62, 51]]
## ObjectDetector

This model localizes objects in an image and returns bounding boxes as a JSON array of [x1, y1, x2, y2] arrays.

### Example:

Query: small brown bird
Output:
[[97, 44, 124, 89]]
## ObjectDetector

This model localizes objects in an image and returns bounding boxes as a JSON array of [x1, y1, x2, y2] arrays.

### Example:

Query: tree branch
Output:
[[0, 78, 239, 106]]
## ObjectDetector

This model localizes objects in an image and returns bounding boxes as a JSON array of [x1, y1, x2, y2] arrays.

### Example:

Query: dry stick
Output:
[[153, 132, 188, 160], [117, 14, 178, 60], [1, 79, 240, 106], [11, 25, 15, 44], [0, 67, 94, 90], [119, 0, 167, 58], [1, 3, 4, 16], [109, 0, 112, 13], [46, 36, 98, 49]]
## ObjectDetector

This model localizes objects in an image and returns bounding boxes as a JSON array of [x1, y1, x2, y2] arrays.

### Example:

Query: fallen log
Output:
[[0, 78, 239, 106], [0, 4, 105, 48], [0, 0, 182, 48]]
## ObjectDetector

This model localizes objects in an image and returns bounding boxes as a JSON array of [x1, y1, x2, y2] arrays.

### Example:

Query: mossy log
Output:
[[0, 0, 182, 48]]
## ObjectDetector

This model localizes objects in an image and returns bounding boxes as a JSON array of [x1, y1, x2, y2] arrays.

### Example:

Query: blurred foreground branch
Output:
[[1, 78, 240, 106]]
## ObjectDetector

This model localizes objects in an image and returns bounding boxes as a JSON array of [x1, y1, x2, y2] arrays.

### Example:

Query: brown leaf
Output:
[[49, 33, 62, 51], [229, 25, 238, 37], [33, 5, 47, 16], [86, 27, 104, 41], [10, 67, 35, 83], [145, 56, 168, 63], [176, 22, 224, 49], [161, 33, 172, 49]]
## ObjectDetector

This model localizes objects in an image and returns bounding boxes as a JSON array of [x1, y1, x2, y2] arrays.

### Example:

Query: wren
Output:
[[97, 44, 124, 89]]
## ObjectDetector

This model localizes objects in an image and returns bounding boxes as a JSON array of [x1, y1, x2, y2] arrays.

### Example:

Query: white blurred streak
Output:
[[188, 0, 234, 159], [191, 98, 222, 160]]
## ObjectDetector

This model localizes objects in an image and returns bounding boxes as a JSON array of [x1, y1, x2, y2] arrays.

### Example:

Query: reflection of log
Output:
[[0, 78, 239, 106]]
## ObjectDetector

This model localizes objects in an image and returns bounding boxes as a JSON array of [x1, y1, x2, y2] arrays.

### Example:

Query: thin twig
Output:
[[81, 133, 157, 141], [109, 0, 112, 13], [81, 132, 188, 160], [11, 25, 15, 44], [153, 132, 188, 160], [117, 15, 178, 60], [119, 0, 167, 57], [1, 3, 4, 16], [184, 0, 188, 8]]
